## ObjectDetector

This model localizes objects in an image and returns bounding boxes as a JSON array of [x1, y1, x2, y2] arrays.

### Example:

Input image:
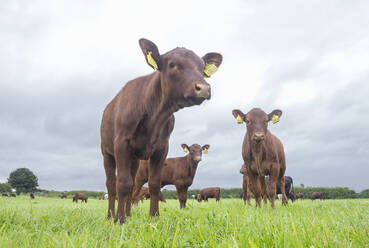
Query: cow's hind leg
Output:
[[248, 172, 262, 208], [279, 175, 288, 205], [103, 153, 116, 219]]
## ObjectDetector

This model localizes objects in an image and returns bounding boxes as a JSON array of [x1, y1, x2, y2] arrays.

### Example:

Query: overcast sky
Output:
[[1, 1, 368, 192]]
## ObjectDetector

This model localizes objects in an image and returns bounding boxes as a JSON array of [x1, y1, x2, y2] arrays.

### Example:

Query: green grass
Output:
[[0, 197, 368, 247]]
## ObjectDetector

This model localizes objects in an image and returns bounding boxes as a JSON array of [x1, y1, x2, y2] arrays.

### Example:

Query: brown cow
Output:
[[133, 186, 166, 204], [197, 187, 220, 202], [240, 164, 251, 205], [10, 193, 16, 197], [311, 192, 324, 200], [232, 108, 287, 208], [60, 193, 67, 199], [294, 192, 303, 200], [73, 193, 88, 203], [100, 38, 222, 224], [2, 193, 9, 197], [133, 144, 210, 209]]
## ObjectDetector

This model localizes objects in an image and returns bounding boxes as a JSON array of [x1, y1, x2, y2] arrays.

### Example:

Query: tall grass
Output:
[[0, 197, 368, 247]]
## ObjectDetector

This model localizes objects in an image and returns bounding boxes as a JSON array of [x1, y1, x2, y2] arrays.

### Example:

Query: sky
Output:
[[1, 0, 368, 192]]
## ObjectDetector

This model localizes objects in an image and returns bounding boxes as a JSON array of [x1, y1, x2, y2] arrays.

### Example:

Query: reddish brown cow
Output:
[[240, 164, 251, 205], [197, 187, 220, 202], [232, 108, 287, 208], [73, 193, 88, 203], [133, 186, 166, 204], [10, 193, 16, 197], [294, 192, 303, 200], [133, 144, 210, 209], [2, 193, 9, 197], [311, 192, 324, 200], [60, 193, 67, 199], [100, 38, 222, 223]]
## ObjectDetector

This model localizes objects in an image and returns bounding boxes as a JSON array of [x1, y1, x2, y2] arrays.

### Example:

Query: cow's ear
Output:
[[139, 38, 162, 71], [232, 109, 245, 124], [181, 144, 189, 153], [268, 109, 282, 124], [202, 53, 222, 78], [202, 144, 210, 154]]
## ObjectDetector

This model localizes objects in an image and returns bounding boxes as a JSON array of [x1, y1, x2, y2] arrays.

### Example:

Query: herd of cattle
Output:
[[1, 38, 324, 224]]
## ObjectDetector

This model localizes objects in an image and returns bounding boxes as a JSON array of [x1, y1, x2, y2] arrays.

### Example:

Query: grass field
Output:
[[0, 197, 368, 247]]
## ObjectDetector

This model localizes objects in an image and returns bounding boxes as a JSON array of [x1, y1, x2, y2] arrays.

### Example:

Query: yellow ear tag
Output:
[[203, 63, 218, 78], [236, 115, 243, 124], [272, 114, 280, 124], [146, 51, 158, 70], [183, 147, 189, 153], [203, 148, 208, 154]]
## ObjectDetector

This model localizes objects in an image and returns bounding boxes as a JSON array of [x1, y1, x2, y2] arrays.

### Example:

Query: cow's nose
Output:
[[253, 132, 265, 142], [194, 156, 202, 162], [194, 82, 210, 99]]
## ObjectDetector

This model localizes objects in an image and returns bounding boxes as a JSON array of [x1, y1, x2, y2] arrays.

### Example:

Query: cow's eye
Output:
[[169, 62, 175, 68]]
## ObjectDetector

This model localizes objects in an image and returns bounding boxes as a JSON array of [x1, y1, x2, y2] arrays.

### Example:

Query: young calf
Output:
[[101, 39, 222, 224], [197, 187, 220, 202], [240, 164, 251, 205], [232, 108, 287, 208], [132, 144, 209, 209]]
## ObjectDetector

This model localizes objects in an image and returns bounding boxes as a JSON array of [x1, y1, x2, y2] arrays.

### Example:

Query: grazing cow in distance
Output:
[[311, 192, 324, 200], [294, 192, 304, 200], [73, 193, 88, 203], [266, 176, 295, 202], [197, 187, 220, 202], [172, 194, 178, 200], [60, 193, 67, 199], [2, 193, 9, 197], [100, 38, 222, 224], [133, 144, 210, 209], [232, 108, 287, 208], [10, 193, 16, 197], [30, 193, 35, 199], [240, 164, 251, 205], [133, 186, 166, 204]]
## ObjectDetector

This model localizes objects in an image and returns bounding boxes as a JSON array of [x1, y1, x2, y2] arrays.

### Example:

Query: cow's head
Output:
[[139, 38, 222, 109], [181, 144, 210, 163], [232, 108, 282, 144]]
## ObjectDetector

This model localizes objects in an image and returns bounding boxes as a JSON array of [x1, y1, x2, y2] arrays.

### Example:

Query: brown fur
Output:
[[311, 192, 324, 200], [232, 108, 287, 208], [133, 186, 166, 204], [294, 192, 304, 199], [73, 193, 88, 203], [133, 144, 209, 208], [240, 164, 251, 205], [2, 193, 9, 197], [100, 38, 222, 223], [10, 193, 16, 197], [197, 187, 220, 202], [60, 193, 67, 199]]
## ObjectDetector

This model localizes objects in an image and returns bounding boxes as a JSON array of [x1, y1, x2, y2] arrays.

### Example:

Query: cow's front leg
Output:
[[260, 176, 268, 205], [279, 174, 288, 205], [176, 185, 187, 208], [125, 159, 139, 216], [148, 147, 168, 216]]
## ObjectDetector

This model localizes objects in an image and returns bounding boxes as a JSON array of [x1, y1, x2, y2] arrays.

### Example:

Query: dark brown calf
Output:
[[197, 187, 220, 202], [10, 193, 16, 197], [240, 164, 251, 205], [294, 192, 303, 199], [100, 38, 222, 224], [60, 193, 67, 199], [133, 144, 209, 209], [133, 186, 166, 204], [311, 192, 324, 200], [73, 193, 88, 203], [232, 108, 286, 208], [2, 193, 9, 197]]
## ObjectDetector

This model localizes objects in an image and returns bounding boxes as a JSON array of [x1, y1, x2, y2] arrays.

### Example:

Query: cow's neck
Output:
[[248, 135, 264, 175], [186, 155, 199, 178]]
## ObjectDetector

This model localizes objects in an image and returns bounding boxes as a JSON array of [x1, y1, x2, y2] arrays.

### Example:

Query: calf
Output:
[[10, 193, 16, 197], [60, 193, 67, 199], [30, 193, 35, 199], [134, 186, 166, 204], [266, 176, 295, 202], [100, 38, 222, 223], [2, 193, 9, 197], [197, 187, 220, 202], [239, 164, 251, 205], [232, 108, 287, 208], [311, 192, 324, 200], [133, 144, 210, 208], [294, 192, 304, 200], [73, 193, 88, 203]]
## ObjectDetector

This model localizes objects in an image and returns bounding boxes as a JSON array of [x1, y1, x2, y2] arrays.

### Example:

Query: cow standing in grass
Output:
[[132, 144, 210, 209], [311, 192, 324, 200], [197, 187, 220, 202], [100, 38, 222, 223], [232, 108, 287, 208], [133, 186, 166, 204], [294, 192, 304, 200], [266, 176, 295, 202], [73, 193, 88, 203]]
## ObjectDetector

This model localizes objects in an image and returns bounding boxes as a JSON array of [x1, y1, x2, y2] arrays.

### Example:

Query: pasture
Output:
[[0, 197, 368, 247]]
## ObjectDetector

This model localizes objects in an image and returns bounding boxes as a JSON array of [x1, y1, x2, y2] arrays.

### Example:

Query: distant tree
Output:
[[359, 189, 369, 198], [300, 184, 304, 188], [0, 182, 12, 193], [8, 168, 38, 194]]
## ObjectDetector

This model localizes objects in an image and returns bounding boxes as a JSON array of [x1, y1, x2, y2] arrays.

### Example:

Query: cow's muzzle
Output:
[[194, 82, 211, 99], [253, 132, 265, 143]]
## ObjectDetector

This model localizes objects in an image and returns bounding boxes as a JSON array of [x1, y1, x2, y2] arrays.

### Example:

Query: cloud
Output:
[[0, 0, 368, 192]]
